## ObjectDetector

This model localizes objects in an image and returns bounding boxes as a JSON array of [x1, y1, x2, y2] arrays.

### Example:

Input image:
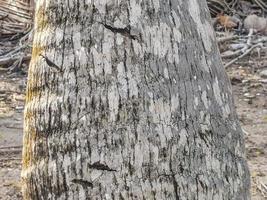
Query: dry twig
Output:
[[256, 179, 267, 198], [224, 43, 263, 68]]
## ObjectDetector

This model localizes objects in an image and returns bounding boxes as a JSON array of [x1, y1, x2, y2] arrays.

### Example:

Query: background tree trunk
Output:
[[22, 0, 250, 199]]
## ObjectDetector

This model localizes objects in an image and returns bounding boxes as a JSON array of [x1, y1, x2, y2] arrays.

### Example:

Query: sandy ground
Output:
[[0, 65, 266, 199], [228, 65, 267, 199]]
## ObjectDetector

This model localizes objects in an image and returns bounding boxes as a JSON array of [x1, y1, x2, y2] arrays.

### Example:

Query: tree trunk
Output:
[[22, 0, 250, 199]]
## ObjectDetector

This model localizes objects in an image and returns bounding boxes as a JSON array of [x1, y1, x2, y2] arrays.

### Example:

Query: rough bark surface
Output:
[[22, 0, 250, 199]]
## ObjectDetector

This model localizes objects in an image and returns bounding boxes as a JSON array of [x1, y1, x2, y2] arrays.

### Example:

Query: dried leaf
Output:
[[217, 14, 238, 29]]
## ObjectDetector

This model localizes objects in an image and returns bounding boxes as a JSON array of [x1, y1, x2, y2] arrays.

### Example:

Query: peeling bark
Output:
[[22, 0, 250, 199]]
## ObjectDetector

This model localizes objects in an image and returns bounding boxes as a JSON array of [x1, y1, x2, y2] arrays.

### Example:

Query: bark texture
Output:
[[22, 0, 250, 199]]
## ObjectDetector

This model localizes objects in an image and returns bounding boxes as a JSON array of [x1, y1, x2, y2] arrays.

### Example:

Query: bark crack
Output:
[[71, 179, 93, 188], [88, 161, 117, 172], [170, 148, 180, 200], [171, 173, 180, 200], [40, 54, 63, 73], [98, 22, 138, 40]]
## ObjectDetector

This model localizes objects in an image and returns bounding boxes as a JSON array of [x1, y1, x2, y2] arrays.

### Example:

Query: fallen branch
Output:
[[0, 54, 31, 66], [217, 35, 239, 43], [221, 49, 243, 59], [0, 44, 28, 58], [0, 145, 22, 149], [224, 43, 263, 68], [256, 179, 267, 198], [0, 158, 21, 162], [0, 0, 33, 35], [0, 149, 22, 154]]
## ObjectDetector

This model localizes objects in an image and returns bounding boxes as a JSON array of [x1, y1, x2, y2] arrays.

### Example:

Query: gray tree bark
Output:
[[22, 0, 250, 199]]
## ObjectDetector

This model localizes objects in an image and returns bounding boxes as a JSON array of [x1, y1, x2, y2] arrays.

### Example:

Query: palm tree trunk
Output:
[[22, 0, 250, 199]]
